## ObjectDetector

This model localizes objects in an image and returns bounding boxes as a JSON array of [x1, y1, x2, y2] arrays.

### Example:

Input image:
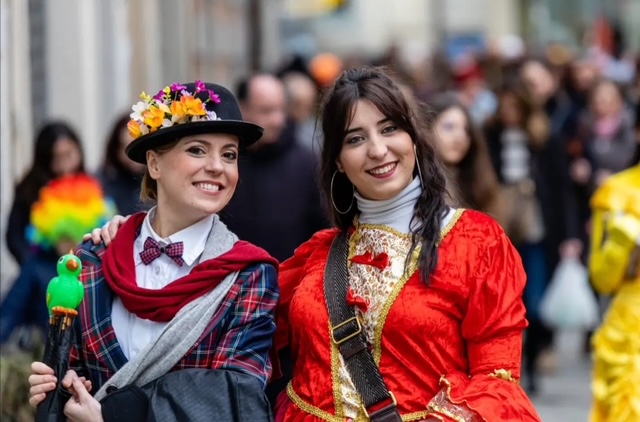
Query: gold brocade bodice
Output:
[[337, 223, 420, 420]]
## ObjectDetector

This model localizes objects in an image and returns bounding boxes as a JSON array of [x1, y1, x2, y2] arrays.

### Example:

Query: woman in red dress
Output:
[[274, 67, 541, 421]]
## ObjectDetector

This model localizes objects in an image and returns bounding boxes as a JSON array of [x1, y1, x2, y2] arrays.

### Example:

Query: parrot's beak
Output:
[[66, 259, 79, 272]]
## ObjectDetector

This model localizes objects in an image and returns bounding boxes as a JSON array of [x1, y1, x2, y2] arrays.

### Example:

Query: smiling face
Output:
[[147, 133, 240, 224], [336, 99, 415, 201]]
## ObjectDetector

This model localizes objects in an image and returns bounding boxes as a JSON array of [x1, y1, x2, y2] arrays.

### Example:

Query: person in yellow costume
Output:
[[589, 164, 640, 422]]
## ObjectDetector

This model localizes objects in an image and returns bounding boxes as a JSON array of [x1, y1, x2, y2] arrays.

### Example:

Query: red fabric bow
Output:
[[346, 287, 369, 313], [351, 251, 389, 271]]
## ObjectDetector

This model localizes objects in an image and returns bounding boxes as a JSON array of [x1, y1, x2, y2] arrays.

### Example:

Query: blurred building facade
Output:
[[0, 0, 283, 280], [280, 0, 520, 64], [1, 0, 638, 281]]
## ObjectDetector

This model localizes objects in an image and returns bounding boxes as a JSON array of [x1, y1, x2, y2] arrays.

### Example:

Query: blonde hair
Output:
[[139, 140, 180, 204]]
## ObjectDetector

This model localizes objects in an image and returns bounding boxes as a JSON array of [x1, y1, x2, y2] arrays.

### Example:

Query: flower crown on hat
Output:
[[127, 80, 222, 140]]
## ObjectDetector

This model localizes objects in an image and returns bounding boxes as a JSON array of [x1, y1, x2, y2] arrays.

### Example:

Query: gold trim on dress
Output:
[[401, 410, 433, 421], [437, 209, 465, 246], [426, 376, 485, 422], [427, 387, 479, 422], [287, 382, 344, 422], [331, 326, 344, 417], [288, 382, 436, 422], [373, 252, 419, 365], [488, 368, 520, 385]]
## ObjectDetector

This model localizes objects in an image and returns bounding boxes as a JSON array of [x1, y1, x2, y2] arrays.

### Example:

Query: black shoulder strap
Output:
[[324, 232, 402, 422]]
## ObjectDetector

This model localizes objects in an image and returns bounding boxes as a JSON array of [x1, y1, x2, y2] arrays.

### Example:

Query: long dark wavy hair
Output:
[[15, 121, 84, 206], [320, 66, 449, 284], [428, 93, 500, 214]]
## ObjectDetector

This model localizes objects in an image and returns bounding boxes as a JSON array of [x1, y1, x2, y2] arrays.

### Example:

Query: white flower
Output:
[[206, 111, 220, 121], [139, 123, 149, 135], [155, 101, 170, 114], [130, 101, 147, 121], [162, 119, 173, 128]]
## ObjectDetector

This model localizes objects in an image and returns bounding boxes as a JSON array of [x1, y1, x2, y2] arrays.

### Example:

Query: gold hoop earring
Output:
[[414, 144, 425, 189], [330, 170, 354, 214]]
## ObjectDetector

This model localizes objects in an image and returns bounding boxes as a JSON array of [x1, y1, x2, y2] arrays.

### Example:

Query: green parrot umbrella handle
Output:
[[46, 252, 84, 320], [36, 251, 84, 422]]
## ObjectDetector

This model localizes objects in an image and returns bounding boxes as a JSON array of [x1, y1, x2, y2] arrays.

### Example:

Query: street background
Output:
[[2, 1, 639, 421]]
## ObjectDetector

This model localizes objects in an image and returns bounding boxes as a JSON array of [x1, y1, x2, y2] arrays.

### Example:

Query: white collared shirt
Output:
[[111, 207, 214, 360]]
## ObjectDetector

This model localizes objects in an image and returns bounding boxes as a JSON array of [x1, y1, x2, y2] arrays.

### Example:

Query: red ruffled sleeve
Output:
[[275, 229, 338, 352], [427, 225, 541, 422]]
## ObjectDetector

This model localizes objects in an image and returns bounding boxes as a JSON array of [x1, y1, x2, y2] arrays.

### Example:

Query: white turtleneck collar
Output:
[[355, 177, 422, 234], [354, 177, 458, 234]]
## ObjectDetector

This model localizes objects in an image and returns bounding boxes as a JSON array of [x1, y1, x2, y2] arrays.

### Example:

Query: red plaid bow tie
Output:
[[139, 236, 185, 267]]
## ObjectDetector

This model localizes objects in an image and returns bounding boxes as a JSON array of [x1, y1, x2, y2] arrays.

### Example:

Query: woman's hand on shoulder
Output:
[[82, 214, 130, 247]]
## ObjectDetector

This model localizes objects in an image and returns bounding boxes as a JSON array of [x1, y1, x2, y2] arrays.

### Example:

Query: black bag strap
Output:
[[324, 232, 402, 422]]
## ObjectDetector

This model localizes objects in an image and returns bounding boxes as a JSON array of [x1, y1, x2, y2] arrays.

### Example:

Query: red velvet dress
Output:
[[275, 209, 541, 421]]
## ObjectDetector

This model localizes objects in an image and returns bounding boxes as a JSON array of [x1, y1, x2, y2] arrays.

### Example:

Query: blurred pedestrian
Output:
[[520, 57, 588, 337], [0, 174, 113, 345], [227, 73, 330, 408], [484, 84, 580, 393], [453, 58, 498, 126], [98, 113, 146, 216], [6, 122, 84, 266], [282, 72, 320, 155], [576, 78, 637, 188], [223, 73, 329, 263], [428, 92, 502, 218]]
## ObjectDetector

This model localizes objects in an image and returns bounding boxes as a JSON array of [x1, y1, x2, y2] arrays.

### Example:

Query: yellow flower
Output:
[[170, 101, 188, 123], [143, 106, 165, 130], [180, 95, 206, 116], [140, 91, 152, 102], [163, 86, 171, 95], [127, 120, 143, 139]]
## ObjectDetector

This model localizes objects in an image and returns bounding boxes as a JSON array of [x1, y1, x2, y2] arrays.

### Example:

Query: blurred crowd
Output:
[[1, 25, 639, 419]]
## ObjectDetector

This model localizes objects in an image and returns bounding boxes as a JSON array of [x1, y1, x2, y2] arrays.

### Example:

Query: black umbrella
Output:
[[36, 251, 85, 421], [35, 312, 78, 422], [41, 315, 60, 368]]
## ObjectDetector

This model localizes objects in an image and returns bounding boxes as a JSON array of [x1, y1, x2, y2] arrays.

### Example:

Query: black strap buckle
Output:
[[330, 316, 362, 345], [363, 392, 398, 419]]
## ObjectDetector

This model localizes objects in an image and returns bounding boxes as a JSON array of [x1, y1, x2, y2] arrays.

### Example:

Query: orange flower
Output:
[[143, 106, 165, 130], [127, 120, 143, 139], [170, 101, 188, 123], [180, 95, 206, 116]]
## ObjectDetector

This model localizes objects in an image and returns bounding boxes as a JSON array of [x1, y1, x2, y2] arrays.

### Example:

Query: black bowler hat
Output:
[[125, 81, 263, 163]]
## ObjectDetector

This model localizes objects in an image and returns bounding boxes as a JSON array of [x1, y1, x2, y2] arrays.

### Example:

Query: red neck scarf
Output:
[[102, 212, 277, 322]]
